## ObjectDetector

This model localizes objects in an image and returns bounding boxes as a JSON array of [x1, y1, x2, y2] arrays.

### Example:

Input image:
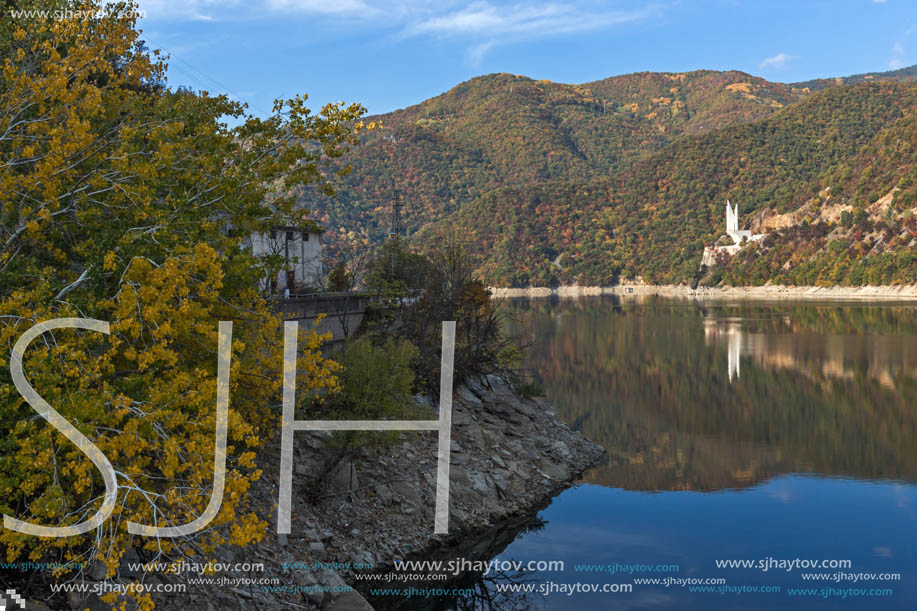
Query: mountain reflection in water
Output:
[[369, 297, 917, 610], [508, 297, 917, 492]]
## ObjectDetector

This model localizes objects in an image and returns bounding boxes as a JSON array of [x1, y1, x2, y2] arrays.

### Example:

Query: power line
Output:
[[143, 37, 274, 117]]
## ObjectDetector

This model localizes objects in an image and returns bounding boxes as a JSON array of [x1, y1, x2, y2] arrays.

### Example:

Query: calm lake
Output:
[[484, 297, 917, 610]]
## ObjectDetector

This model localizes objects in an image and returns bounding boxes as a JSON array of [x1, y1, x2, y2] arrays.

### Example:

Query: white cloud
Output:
[[406, 2, 656, 39], [759, 52, 793, 70], [138, 1, 663, 65], [138, 0, 378, 21], [400, 1, 660, 65], [890, 41, 905, 68], [142, 1, 659, 33], [468, 41, 495, 65], [264, 0, 375, 15]]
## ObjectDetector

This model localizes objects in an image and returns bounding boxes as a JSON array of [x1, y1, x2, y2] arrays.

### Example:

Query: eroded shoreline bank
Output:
[[132, 375, 605, 611], [488, 284, 917, 301]]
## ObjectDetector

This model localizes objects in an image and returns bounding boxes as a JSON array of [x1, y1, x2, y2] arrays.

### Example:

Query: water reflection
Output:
[[508, 297, 917, 491], [369, 297, 917, 609], [701, 307, 917, 388], [491, 297, 917, 610]]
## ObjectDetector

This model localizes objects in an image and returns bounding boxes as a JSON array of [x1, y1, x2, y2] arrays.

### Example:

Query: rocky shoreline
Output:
[[131, 374, 603, 611], [489, 283, 917, 301]]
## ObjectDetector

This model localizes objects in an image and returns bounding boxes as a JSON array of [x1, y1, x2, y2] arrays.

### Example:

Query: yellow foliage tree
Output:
[[0, 1, 368, 605]]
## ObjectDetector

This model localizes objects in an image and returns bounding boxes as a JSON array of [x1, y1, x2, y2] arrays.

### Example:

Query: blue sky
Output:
[[136, 1, 915, 117]]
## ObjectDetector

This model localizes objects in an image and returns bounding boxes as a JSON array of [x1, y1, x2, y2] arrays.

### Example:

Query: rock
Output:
[[330, 460, 359, 492], [513, 400, 538, 420], [492, 473, 510, 497], [374, 484, 393, 505], [456, 385, 483, 407], [540, 460, 570, 481], [484, 374, 515, 399], [551, 440, 572, 459], [319, 569, 345, 585], [303, 528, 321, 542], [464, 420, 486, 449], [470, 471, 490, 495], [308, 541, 325, 554], [66, 590, 107, 611], [305, 588, 326, 607], [328, 591, 374, 610], [88, 559, 108, 580], [118, 548, 142, 578], [451, 467, 472, 488], [465, 375, 488, 395], [392, 480, 422, 504], [504, 458, 526, 477], [452, 406, 472, 425], [534, 436, 553, 450], [218, 547, 236, 563], [485, 401, 515, 419], [293, 569, 318, 587]]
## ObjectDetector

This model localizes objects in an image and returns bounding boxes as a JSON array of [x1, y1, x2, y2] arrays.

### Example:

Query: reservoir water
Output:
[[370, 296, 917, 610], [489, 297, 917, 610]]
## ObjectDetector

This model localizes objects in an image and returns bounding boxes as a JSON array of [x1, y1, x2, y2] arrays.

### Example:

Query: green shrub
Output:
[[336, 337, 419, 421], [316, 336, 422, 449]]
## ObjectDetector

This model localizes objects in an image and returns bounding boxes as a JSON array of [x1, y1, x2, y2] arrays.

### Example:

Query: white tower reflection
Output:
[[703, 317, 747, 382], [727, 328, 742, 381]]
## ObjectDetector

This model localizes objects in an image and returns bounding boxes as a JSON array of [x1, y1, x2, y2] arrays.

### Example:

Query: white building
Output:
[[701, 201, 766, 267], [250, 225, 323, 295], [725, 201, 763, 246]]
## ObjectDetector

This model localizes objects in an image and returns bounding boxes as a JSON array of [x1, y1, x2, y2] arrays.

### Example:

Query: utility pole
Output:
[[389, 189, 402, 279]]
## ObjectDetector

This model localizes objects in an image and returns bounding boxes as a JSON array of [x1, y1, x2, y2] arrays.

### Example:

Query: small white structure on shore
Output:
[[250, 225, 323, 295], [701, 201, 766, 266]]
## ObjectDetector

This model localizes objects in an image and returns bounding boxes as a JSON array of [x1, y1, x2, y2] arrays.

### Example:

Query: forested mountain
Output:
[[419, 81, 917, 286], [310, 70, 811, 243], [309, 66, 917, 287]]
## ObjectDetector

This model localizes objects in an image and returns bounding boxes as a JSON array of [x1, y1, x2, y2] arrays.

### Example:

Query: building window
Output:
[[304, 232, 309, 241], [270, 230, 276, 240], [286, 231, 293, 241]]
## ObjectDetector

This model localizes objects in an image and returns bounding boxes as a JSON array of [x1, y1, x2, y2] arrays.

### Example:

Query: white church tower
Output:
[[725, 200, 757, 245], [701, 200, 767, 267], [726, 200, 738, 234]]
